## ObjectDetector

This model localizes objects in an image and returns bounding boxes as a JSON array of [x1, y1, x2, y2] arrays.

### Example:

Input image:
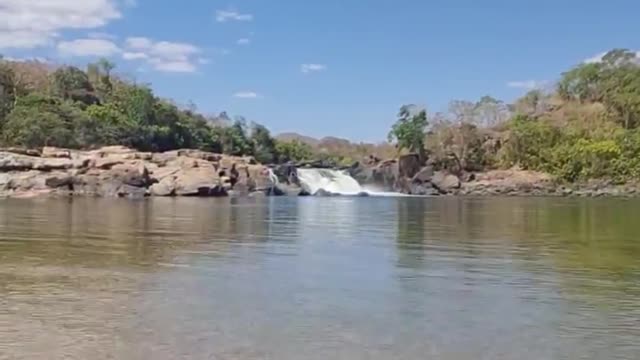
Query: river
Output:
[[1, 197, 639, 359]]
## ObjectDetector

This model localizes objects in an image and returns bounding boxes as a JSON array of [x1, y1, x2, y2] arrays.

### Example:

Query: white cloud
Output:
[[197, 58, 211, 64], [237, 38, 250, 45], [123, 36, 202, 73], [0, 0, 121, 49], [301, 63, 327, 73], [584, 50, 640, 64], [57, 38, 121, 57], [122, 51, 148, 60], [125, 37, 153, 49], [233, 91, 261, 99], [151, 60, 196, 73], [216, 9, 253, 22], [507, 80, 548, 90]]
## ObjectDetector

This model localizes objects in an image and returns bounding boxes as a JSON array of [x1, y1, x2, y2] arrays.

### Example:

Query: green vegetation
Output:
[[4, 48, 640, 183], [386, 48, 640, 183]]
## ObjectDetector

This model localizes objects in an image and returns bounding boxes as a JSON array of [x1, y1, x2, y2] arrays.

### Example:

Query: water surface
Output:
[[1, 197, 640, 359]]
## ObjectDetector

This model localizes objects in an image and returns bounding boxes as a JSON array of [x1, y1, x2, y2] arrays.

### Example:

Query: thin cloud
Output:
[[301, 63, 327, 73], [57, 38, 121, 57], [507, 80, 548, 90], [233, 91, 261, 99], [216, 9, 253, 22], [237, 38, 250, 45]]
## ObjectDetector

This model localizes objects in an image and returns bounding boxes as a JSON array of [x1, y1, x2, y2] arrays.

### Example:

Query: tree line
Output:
[[388, 49, 640, 182], [0, 57, 314, 164]]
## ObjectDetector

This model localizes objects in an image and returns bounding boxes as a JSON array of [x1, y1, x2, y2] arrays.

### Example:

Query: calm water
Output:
[[1, 197, 640, 360]]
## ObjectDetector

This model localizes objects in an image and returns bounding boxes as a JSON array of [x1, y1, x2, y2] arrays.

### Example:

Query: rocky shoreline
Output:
[[0, 146, 273, 199], [0, 147, 637, 199]]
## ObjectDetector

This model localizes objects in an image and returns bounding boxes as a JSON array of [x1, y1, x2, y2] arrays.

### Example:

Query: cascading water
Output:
[[297, 168, 363, 195], [296, 168, 400, 196]]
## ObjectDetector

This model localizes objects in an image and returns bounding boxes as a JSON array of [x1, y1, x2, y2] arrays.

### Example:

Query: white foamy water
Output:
[[297, 168, 399, 196]]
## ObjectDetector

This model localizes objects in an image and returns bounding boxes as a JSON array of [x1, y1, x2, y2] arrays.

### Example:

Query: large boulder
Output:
[[398, 153, 421, 179], [108, 162, 152, 187], [372, 160, 399, 190], [174, 167, 225, 196], [412, 166, 435, 183], [431, 171, 461, 194]]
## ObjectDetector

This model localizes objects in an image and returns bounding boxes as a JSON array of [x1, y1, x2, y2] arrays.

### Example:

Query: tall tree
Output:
[[388, 104, 428, 161]]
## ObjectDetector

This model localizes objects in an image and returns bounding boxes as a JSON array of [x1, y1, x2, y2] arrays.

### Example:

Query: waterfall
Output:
[[296, 168, 403, 196]]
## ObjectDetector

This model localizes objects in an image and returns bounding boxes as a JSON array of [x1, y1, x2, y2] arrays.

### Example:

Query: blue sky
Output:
[[1, 0, 640, 141]]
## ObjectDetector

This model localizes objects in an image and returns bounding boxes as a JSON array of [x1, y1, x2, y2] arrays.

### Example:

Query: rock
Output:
[[315, 189, 339, 197], [398, 153, 421, 179], [349, 162, 375, 185], [149, 177, 176, 196], [372, 160, 399, 190], [431, 171, 461, 194], [412, 166, 435, 183], [109, 162, 151, 187], [33, 158, 74, 171], [0, 152, 35, 171], [45, 174, 74, 188], [408, 182, 440, 196], [271, 163, 298, 183], [0, 147, 41, 157], [117, 184, 148, 199], [93, 156, 125, 170], [42, 147, 72, 158], [174, 167, 224, 196]]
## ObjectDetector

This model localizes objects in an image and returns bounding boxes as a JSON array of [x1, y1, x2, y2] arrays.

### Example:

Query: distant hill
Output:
[[276, 132, 397, 161], [275, 132, 321, 146]]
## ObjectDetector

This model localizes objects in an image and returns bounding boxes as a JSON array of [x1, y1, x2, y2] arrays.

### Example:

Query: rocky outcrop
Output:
[[0, 147, 275, 199]]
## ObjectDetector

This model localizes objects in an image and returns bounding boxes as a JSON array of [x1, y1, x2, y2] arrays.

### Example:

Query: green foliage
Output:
[[2, 94, 85, 148], [388, 105, 428, 158], [220, 120, 253, 156], [275, 140, 313, 163], [500, 115, 564, 170], [50, 66, 97, 105], [0, 61, 16, 125], [250, 124, 277, 164]]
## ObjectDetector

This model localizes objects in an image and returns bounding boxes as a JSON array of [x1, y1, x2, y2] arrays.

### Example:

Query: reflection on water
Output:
[[1, 197, 640, 359]]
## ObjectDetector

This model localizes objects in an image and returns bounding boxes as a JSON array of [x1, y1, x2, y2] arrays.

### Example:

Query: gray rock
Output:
[[431, 171, 461, 194], [412, 166, 435, 183]]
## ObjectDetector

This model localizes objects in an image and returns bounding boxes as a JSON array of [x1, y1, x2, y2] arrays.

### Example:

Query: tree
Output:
[[220, 120, 252, 156], [2, 94, 85, 148], [275, 140, 313, 163], [250, 123, 277, 164], [474, 95, 509, 127], [51, 66, 98, 105], [0, 60, 16, 125], [387, 104, 428, 161]]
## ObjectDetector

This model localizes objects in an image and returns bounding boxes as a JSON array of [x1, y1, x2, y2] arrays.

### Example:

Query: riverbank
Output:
[[1, 147, 638, 199], [0, 146, 272, 199]]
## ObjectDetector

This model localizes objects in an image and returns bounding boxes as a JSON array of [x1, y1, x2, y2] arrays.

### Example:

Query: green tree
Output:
[[275, 140, 313, 163], [2, 94, 85, 148], [250, 124, 277, 163], [50, 66, 98, 105], [387, 104, 428, 161]]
